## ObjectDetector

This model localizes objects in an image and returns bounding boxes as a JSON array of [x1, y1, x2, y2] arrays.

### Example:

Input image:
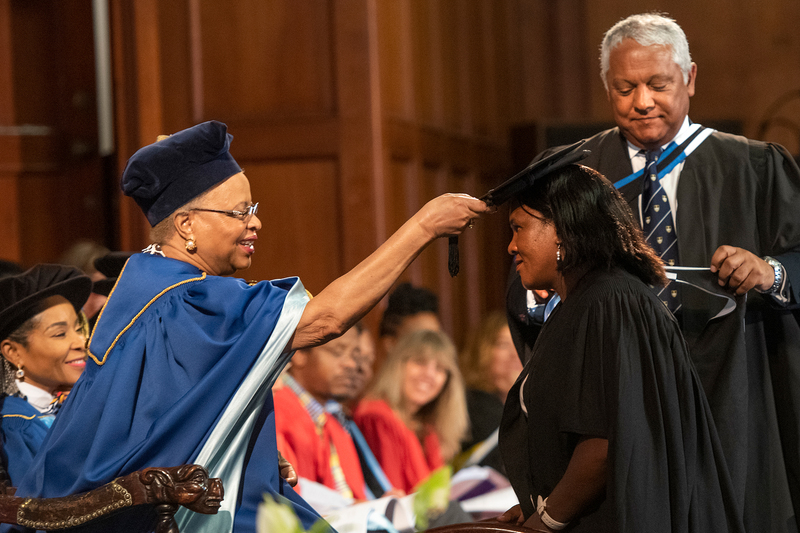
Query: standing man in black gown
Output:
[[508, 13, 800, 532]]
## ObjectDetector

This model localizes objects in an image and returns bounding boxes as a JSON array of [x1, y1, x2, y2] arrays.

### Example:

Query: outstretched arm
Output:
[[287, 193, 490, 351]]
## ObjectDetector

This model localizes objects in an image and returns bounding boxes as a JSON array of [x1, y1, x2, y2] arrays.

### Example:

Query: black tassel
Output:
[[448, 236, 459, 277]]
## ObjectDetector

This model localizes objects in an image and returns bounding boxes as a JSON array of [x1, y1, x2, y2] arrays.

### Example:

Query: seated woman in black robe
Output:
[[494, 164, 743, 532]]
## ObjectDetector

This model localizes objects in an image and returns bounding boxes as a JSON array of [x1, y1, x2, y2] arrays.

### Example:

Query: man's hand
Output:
[[278, 450, 298, 487], [710, 245, 775, 295]]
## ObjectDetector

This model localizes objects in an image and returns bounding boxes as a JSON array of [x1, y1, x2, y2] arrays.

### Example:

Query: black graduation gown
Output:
[[512, 126, 800, 532], [499, 268, 744, 532], [506, 261, 539, 366], [461, 388, 505, 473]]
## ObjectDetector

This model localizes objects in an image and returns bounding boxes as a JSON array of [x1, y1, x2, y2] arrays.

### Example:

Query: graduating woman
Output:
[[494, 163, 743, 532], [16, 121, 488, 533]]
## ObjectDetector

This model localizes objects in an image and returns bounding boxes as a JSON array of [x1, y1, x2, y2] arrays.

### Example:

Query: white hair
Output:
[[600, 13, 692, 91]]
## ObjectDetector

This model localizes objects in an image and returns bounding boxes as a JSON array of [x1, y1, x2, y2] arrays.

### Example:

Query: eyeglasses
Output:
[[191, 202, 259, 221]]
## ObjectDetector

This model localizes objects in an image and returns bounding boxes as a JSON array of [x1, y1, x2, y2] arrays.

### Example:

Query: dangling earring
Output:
[[185, 238, 197, 253], [557, 244, 562, 264], [15, 366, 24, 380]]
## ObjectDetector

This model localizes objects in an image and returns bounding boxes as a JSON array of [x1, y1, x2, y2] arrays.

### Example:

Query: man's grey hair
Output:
[[600, 13, 692, 91]]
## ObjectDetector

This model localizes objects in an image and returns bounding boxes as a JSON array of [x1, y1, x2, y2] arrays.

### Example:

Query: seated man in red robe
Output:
[[274, 327, 370, 502]]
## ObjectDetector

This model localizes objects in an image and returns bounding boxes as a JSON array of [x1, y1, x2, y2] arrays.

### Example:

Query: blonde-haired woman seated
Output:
[[354, 329, 468, 493]]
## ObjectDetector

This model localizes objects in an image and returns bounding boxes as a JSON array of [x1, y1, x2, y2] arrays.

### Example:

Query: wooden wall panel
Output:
[[472, 1, 498, 138], [374, 0, 515, 342], [157, 1, 194, 129], [409, 1, 435, 125], [18, 162, 107, 266], [112, 0, 165, 252], [331, 0, 381, 269], [378, 1, 412, 119], [418, 163, 452, 329], [244, 159, 342, 295], [0, 0, 107, 267], [385, 157, 415, 235], [197, 0, 335, 121], [410, 1, 437, 125], [463, 0, 487, 135], [0, 0, 22, 263], [0, 0, 13, 129], [9, 1, 59, 126], [0, 176, 21, 262], [437, 2, 463, 132], [492, 3, 514, 140]]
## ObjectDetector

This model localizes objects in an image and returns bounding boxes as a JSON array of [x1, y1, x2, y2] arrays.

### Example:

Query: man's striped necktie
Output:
[[642, 147, 680, 313]]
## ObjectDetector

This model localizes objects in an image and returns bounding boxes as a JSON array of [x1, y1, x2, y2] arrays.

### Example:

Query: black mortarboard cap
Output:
[[121, 120, 242, 226], [0, 264, 92, 341], [0, 260, 23, 280], [447, 140, 590, 277], [92, 251, 134, 297], [481, 140, 591, 206]]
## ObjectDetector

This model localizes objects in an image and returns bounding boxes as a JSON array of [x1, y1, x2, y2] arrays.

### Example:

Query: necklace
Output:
[[142, 243, 166, 257]]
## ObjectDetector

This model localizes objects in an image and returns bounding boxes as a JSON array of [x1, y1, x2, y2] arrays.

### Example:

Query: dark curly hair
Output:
[[379, 283, 439, 338], [513, 164, 667, 287]]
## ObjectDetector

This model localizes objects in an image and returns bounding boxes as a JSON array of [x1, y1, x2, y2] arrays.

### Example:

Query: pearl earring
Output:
[[185, 238, 197, 253], [557, 244, 562, 263]]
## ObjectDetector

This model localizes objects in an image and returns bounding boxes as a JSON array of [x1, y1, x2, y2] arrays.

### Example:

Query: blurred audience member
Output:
[[59, 239, 110, 321], [354, 329, 468, 493], [352, 323, 376, 400], [274, 327, 369, 501], [91, 252, 133, 298], [378, 283, 442, 359], [456, 311, 522, 473], [334, 323, 398, 499]]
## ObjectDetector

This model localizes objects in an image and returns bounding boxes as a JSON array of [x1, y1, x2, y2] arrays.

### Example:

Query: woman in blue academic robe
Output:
[[0, 265, 92, 486], [16, 120, 489, 533]]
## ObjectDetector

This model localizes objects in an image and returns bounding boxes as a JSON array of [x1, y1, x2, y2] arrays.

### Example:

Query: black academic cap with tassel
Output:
[[447, 139, 591, 277]]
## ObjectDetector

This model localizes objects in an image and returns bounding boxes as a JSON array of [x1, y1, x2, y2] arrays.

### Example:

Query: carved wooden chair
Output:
[[0, 463, 222, 532]]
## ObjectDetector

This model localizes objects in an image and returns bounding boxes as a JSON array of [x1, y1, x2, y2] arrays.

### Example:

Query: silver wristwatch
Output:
[[760, 256, 783, 295]]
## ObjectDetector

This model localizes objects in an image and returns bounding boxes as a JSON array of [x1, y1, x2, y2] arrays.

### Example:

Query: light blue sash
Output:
[[175, 280, 310, 533]]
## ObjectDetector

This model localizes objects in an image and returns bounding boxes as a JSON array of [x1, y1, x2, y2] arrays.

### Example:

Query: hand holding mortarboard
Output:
[[447, 140, 591, 276]]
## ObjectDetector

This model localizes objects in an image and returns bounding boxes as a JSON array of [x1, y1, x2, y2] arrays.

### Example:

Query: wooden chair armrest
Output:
[[0, 464, 223, 532]]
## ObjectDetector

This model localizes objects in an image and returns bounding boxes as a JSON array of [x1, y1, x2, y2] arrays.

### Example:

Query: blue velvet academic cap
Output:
[[121, 121, 242, 226]]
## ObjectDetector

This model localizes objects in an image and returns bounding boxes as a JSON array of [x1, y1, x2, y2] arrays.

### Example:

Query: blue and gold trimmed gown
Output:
[[16, 252, 321, 533]]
